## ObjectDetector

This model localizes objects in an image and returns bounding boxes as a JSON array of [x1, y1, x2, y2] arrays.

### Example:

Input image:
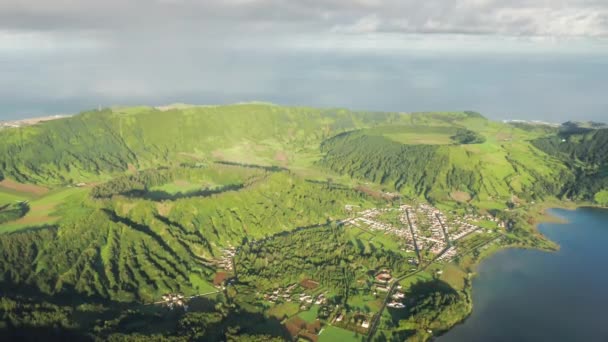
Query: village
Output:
[[157, 293, 189, 311], [214, 246, 236, 271], [343, 203, 503, 263], [169, 202, 505, 341], [257, 269, 409, 341]]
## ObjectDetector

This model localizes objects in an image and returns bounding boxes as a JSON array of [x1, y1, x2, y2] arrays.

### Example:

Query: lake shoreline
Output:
[[430, 199, 589, 341], [436, 204, 608, 341]]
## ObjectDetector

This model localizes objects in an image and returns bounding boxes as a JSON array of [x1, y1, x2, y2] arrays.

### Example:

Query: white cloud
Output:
[[0, 30, 106, 53], [0, 0, 607, 38], [0, 0, 607, 121]]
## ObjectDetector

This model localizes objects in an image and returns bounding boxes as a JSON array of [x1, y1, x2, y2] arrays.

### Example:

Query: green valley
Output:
[[0, 104, 605, 341]]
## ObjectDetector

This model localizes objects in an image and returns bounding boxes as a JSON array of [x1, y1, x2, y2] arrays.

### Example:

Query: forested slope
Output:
[[0, 104, 401, 185], [532, 128, 608, 200], [0, 166, 373, 303], [1, 104, 605, 340], [319, 126, 571, 205]]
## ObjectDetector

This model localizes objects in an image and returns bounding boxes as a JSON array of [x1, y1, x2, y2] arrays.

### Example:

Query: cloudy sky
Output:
[[1, 0, 607, 122]]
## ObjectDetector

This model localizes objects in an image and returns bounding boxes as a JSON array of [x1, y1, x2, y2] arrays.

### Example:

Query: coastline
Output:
[[429, 199, 593, 341], [430, 202, 608, 341]]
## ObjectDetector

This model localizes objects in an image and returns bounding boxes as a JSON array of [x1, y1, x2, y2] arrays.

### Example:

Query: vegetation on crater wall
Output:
[[0, 104, 605, 341]]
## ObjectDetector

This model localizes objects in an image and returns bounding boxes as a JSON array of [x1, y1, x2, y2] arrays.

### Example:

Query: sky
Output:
[[1, 0, 607, 122]]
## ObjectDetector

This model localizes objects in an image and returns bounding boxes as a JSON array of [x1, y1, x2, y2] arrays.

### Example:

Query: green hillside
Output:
[[0, 165, 375, 303], [319, 121, 571, 208], [0, 103, 604, 341], [0, 104, 401, 185], [532, 128, 608, 201]]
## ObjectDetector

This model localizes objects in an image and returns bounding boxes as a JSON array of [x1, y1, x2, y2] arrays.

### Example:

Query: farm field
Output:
[[0, 188, 31, 203], [297, 305, 320, 322], [318, 325, 362, 342], [0, 186, 87, 233]]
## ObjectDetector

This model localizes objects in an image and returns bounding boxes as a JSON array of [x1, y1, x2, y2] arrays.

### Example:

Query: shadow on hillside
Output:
[[0, 278, 289, 340], [214, 160, 288, 172], [123, 183, 244, 201], [388, 278, 459, 324], [1, 325, 94, 342], [206, 310, 290, 341]]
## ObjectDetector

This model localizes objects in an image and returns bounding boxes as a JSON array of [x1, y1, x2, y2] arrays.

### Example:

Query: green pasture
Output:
[[319, 325, 363, 342]]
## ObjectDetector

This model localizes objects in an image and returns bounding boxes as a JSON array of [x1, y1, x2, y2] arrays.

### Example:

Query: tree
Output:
[[594, 190, 608, 206]]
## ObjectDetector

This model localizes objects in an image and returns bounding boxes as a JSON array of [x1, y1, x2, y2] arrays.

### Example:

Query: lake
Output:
[[439, 207, 608, 342]]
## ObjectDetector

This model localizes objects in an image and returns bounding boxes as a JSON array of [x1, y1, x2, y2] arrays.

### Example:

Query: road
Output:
[[404, 209, 421, 263], [366, 234, 503, 341], [366, 269, 422, 341], [435, 213, 452, 247]]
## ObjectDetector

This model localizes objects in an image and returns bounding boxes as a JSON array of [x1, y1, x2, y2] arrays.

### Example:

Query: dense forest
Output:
[[236, 224, 408, 302], [90, 164, 263, 199], [0, 202, 28, 224], [318, 128, 568, 202], [532, 128, 608, 201], [319, 131, 451, 196], [450, 129, 486, 144], [399, 279, 469, 334], [0, 292, 288, 341], [0, 105, 402, 185], [0, 166, 375, 304]]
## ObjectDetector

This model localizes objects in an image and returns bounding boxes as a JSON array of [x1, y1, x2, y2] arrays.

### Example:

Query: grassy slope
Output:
[[319, 325, 361, 342], [531, 128, 608, 201], [0, 104, 589, 341], [319, 114, 570, 209], [0, 104, 401, 185], [0, 165, 377, 303]]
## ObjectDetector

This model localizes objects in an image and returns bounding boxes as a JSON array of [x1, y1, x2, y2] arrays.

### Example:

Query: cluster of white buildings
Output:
[[215, 246, 236, 271], [262, 284, 328, 306], [437, 246, 457, 262], [343, 208, 417, 252], [161, 293, 188, 311], [264, 283, 298, 303], [344, 202, 500, 263], [387, 290, 406, 309], [402, 204, 447, 254], [447, 213, 498, 240], [298, 293, 328, 308]]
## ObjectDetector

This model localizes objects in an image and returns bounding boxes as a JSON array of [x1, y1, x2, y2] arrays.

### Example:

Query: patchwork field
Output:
[[0, 186, 87, 233], [367, 125, 459, 145], [0, 179, 48, 196]]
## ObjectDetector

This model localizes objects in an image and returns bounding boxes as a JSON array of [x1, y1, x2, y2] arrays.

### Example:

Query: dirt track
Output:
[[0, 179, 48, 196]]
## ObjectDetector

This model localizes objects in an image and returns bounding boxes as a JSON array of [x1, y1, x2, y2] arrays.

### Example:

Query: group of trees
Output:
[[401, 279, 468, 331], [319, 131, 449, 197], [450, 129, 486, 144], [594, 190, 608, 206], [236, 224, 408, 303], [0, 168, 375, 305], [90, 164, 262, 199], [0, 201, 29, 224], [532, 128, 608, 201], [319, 127, 574, 203]]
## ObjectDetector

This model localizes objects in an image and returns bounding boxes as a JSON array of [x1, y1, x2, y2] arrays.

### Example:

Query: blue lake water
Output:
[[439, 207, 608, 342]]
